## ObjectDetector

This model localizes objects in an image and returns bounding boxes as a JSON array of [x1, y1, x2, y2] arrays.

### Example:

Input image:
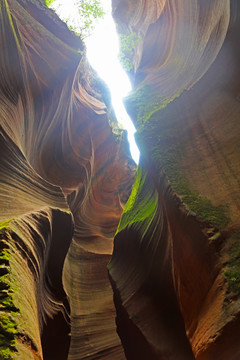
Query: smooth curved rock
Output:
[[0, 0, 134, 358], [1, 0, 240, 359], [109, 1, 240, 359]]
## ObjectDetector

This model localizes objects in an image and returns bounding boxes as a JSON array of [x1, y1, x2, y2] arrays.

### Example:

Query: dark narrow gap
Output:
[[41, 298, 71, 360], [109, 273, 158, 360], [41, 209, 73, 359]]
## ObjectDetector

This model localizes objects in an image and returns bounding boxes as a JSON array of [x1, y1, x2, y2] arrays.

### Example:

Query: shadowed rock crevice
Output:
[[1, 0, 240, 359], [109, 1, 240, 359], [41, 300, 71, 360], [108, 166, 195, 360], [1, 0, 133, 358]]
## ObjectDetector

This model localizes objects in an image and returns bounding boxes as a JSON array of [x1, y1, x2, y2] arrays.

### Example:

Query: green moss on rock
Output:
[[136, 100, 230, 230], [116, 165, 158, 234], [0, 221, 12, 231], [152, 146, 229, 229], [0, 345, 17, 360], [225, 230, 240, 296], [125, 84, 183, 132], [0, 237, 19, 359]]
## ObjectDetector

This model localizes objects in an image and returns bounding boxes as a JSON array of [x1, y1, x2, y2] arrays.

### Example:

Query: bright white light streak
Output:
[[50, 0, 140, 164], [85, 10, 139, 163]]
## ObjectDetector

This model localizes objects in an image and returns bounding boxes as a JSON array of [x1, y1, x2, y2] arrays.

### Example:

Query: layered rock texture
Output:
[[0, 0, 240, 359], [0, 0, 134, 358], [110, 0, 240, 359]]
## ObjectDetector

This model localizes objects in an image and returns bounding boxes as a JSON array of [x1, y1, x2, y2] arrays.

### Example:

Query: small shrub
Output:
[[118, 32, 142, 71]]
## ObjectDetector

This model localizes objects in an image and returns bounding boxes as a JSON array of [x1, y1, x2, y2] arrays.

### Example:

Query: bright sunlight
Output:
[[48, 0, 140, 164]]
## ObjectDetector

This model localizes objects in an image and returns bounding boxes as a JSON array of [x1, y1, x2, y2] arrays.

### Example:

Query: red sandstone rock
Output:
[[1, 0, 240, 359]]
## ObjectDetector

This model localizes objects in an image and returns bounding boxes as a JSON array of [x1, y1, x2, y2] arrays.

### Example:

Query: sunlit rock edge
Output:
[[109, 0, 240, 359], [0, 0, 134, 358], [0, 0, 240, 359]]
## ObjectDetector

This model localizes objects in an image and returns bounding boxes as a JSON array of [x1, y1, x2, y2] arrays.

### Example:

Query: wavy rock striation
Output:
[[1, 0, 240, 359], [0, 0, 134, 358], [109, 0, 240, 359]]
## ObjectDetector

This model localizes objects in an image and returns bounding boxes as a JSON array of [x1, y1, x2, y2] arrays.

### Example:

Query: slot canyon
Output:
[[0, 0, 240, 359]]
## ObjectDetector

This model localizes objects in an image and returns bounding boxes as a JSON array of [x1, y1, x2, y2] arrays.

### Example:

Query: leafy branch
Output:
[[118, 32, 142, 72], [45, 0, 104, 40], [76, 0, 104, 39]]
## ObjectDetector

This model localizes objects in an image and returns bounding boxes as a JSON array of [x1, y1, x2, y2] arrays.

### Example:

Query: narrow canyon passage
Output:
[[0, 1, 240, 359], [49, 0, 140, 163]]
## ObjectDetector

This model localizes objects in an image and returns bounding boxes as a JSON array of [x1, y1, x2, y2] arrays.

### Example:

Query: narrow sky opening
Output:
[[49, 0, 140, 164]]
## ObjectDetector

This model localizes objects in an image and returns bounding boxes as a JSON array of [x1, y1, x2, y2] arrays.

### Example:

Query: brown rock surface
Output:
[[0, 0, 133, 358], [109, 0, 240, 359], [1, 0, 240, 359]]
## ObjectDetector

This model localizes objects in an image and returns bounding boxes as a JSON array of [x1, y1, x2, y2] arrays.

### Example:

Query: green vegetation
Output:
[[125, 79, 230, 230], [44, 0, 55, 6], [125, 84, 183, 132], [0, 347, 15, 360], [0, 220, 12, 231], [0, 245, 19, 359], [118, 32, 142, 72], [133, 94, 230, 230], [75, 0, 104, 39], [0, 314, 18, 359], [117, 166, 158, 233], [45, 0, 105, 39], [152, 146, 229, 229], [225, 230, 240, 296]]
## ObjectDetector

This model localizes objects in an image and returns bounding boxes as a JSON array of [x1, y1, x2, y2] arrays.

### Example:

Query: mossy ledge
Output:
[[152, 146, 230, 230], [135, 99, 230, 231], [224, 229, 240, 297], [124, 83, 183, 132], [0, 229, 19, 360]]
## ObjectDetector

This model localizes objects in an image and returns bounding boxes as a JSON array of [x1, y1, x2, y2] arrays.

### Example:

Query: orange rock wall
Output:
[[0, 0, 134, 358], [1, 0, 240, 359], [109, 0, 240, 359]]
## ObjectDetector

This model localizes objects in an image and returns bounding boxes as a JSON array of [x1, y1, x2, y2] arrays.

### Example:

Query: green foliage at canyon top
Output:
[[45, 0, 104, 39], [118, 32, 142, 72]]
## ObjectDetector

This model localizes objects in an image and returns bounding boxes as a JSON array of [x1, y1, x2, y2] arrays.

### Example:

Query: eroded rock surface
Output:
[[109, 1, 240, 359], [1, 0, 240, 359], [0, 0, 133, 358]]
